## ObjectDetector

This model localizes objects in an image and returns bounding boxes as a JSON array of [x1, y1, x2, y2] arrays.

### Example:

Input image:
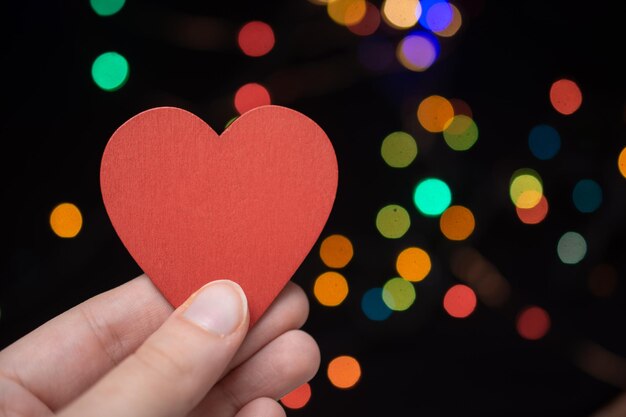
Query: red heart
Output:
[[100, 106, 337, 325]]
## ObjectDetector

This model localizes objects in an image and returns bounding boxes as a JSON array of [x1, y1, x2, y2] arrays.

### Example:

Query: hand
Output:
[[0, 275, 319, 417]]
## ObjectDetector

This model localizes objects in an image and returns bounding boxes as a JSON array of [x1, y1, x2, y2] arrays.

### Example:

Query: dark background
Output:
[[2, 1, 625, 416]]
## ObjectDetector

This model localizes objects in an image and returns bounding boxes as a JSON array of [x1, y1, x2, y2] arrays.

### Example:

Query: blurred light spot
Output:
[[381, 131, 418, 168], [358, 39, 394, 72], [234, 83, 271, 114], [439, 205, 475, 240], [443, 284, 477, 318], [433, 4, 461, 37], [574, 341, 626, 389], [557, 231, 587, 265], [417, 95, 454, 132], [90, 0, 125, 16], [443, 115, 478, 151], [50, 203, 83, 238], [413, 178, 451, 216], [328, 356, 361, 389], [517, 306, 550, 340], [528, 124, 560, 160], [237, 21, 275, 57], [382, 277, 416, 311], [91, 52, 129, 91], [320, 234, 354, 268], [573, 179, 602, 213], [550, 79, 582, 115], [396, 247, 431, 282], [361, 288, 392, 320], [381, 0, 421, 29], [509, 168, 543, 209], [314, 272, 349, 307], [281, 383, 311, 409], [397, 32, 439, 72], [450, 247, 511, 307], [327, 0, 367, 26], [348, 2, 381, 35], [619, 147, 626, 178], [516, 195, 549, 225], [224, 116, 238, 129], [376, 204, 411, 238], [588, 264, 618, 297], [420, 0, 453, 32], [449, 97, 472, 118]]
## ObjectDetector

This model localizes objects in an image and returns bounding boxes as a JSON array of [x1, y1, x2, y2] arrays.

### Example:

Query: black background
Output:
[[2, 1, 625, 416]]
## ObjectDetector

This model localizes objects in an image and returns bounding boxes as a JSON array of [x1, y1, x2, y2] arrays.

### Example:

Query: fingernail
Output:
[[183, 280, 247, 336]]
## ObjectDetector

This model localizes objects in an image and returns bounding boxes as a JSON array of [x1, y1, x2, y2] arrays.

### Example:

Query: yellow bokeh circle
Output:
[[50, 203, 83, 238], [314, 272, 349, 307], [396, 247, 431, 282]]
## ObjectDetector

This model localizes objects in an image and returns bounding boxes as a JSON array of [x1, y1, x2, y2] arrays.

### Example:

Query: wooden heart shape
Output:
[[100, 106, 337, 324]]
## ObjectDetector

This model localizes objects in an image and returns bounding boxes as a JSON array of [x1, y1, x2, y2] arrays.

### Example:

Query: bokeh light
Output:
[[50, 203, 83, 238], [382, 277, 416, 311], [588, 264, 618, 298], [376, 204, 411, 238], [419, 0, 453, 32], [314, 272, 349, 306], [449, 98, 472, 118], [224, 116, 238, 129], [509, 168, 543, 209], [572, 179, 602, 213], [443, 284, 477, 318], [381, 0, 421, 29], [361, 288, 392, 321], [619, 147, 626, 178], [396, 247, 431, 282], [320, 234, 354, 268], [348, 2, 381, 35], [91, 52, 129, 91], [413, 178, 452, 216], [397, 32, 440, 72], [281, 382, 311, 409], [328, 355, 362, 389], [237, 21, 275, 57], [443, 115, 478, 151], [450, 247, 511, 307], [417, 95, 454, 132], [327, 0, 367, 26], [234, 83, 271, 114], [90, 0, 125, 16], [528, 124, 561, 160], [516, 195, 549, 225], [557, 231, 587, 265], [516, 306, 551, 340], [439, 205, 475, 240], [381, 131, 418, 168], [433, 3, 462, 37], [550, 78, 582, 115]]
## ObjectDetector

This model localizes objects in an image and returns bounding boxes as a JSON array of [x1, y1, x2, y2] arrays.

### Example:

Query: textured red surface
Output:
[[100, 105, 338, 325]]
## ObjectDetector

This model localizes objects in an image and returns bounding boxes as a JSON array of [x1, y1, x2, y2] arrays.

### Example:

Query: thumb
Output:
[[58, 279, 249, 417]]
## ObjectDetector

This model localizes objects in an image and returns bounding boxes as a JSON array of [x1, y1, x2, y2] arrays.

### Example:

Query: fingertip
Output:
[[180, 280, 249, 337], [234, 397, 286, 417], [272, 330, 321, 389]]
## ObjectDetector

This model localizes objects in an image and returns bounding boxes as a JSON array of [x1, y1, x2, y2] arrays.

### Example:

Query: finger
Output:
[[234, 398, 286, 417], [228, 282, 309, 372], [0, 274, 172, 410], [190, 329, 320, 417], [0, 276, 307, 411], [58, 280, 249, 417]]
